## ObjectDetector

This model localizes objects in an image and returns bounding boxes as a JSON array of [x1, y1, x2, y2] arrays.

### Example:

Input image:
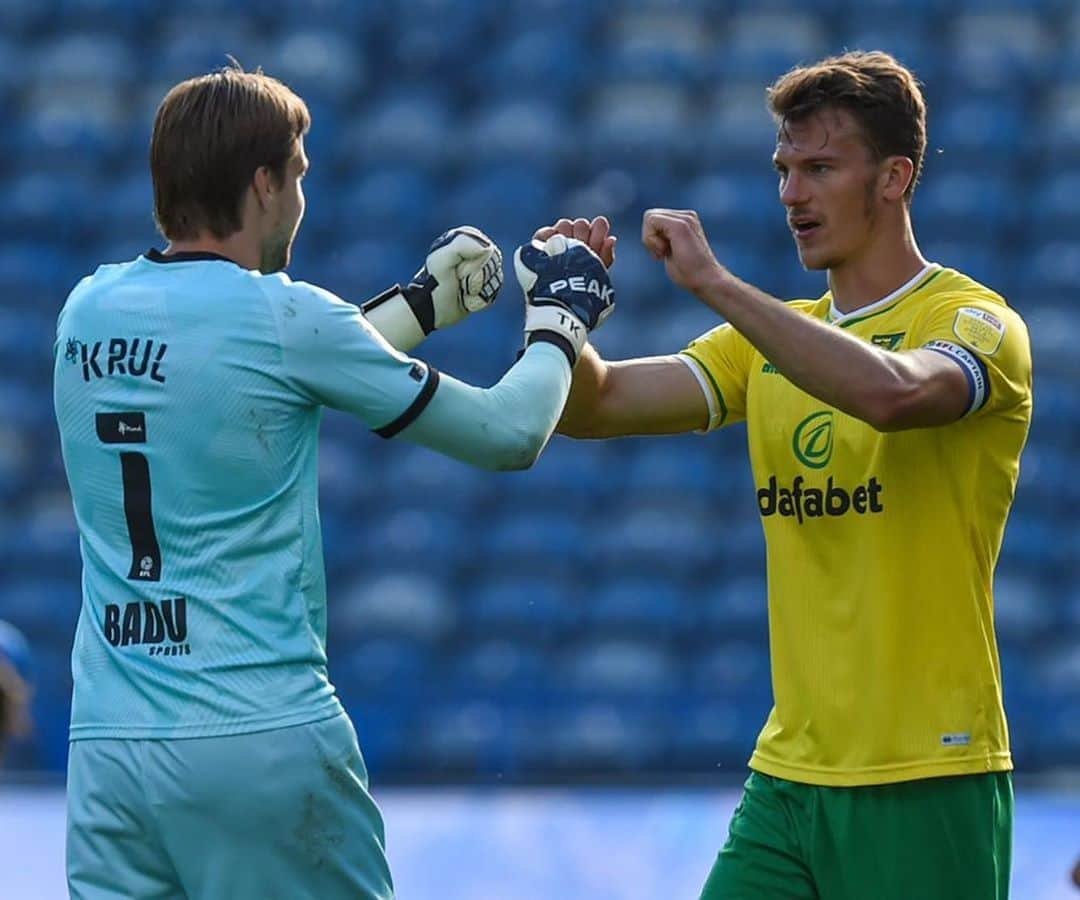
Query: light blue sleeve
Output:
[[268, 278, 435, 431], [396, 342, 572, 471], [267, 277, 573, 470]]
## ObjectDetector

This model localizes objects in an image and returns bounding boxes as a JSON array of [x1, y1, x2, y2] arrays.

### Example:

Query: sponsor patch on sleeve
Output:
[[952, 306, 1005, 356]]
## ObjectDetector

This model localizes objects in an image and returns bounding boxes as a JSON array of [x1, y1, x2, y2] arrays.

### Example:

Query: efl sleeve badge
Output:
[[952, 307, 1005, 356]]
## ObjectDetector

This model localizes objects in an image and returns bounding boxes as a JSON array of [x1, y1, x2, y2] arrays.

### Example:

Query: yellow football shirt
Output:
[[681, 265, 1032, 787]]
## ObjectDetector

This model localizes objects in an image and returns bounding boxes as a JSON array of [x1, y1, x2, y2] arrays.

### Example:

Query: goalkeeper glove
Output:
[[362, 226, 503, 351], [514, 234, 615, 366]]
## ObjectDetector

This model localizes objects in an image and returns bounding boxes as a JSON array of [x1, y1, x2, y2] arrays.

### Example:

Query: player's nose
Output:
[[779, 171, 808, 207]]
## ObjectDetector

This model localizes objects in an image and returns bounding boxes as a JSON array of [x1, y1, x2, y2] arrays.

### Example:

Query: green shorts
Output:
[[700, 770, 1013, 900], [67, 712, 393, 900]]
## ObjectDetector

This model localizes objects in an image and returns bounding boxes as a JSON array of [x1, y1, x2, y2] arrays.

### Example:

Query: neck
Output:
[[827, 215, 929, 314], [165, 231, 260, 271]]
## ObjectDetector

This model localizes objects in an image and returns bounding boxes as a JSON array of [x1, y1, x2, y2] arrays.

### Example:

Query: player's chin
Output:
[[259, 239, 292, 274], [795, 245, 835, 272]]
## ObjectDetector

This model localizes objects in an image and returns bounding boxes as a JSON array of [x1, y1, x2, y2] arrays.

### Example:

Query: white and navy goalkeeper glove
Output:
[[514, 234, 615, 366], [362, 226, 503, 351]]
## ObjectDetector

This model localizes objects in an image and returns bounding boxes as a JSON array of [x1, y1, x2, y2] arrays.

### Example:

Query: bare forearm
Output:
[[696, 272, 907, 423], [557, 343, 608, 437]]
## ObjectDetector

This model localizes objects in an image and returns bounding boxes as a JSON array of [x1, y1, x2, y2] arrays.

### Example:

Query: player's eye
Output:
[[810, 164, 831, 175]]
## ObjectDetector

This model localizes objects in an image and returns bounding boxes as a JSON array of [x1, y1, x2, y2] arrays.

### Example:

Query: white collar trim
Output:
[[828, 263, 940, 324]]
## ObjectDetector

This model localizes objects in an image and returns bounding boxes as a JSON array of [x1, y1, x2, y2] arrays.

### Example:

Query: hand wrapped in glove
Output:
[[514, 234, 616, 366], [362, 226, 503, 351]]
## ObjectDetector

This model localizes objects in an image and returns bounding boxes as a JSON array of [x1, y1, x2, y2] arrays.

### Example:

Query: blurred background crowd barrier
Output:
[[0, 0, 1077, 782]]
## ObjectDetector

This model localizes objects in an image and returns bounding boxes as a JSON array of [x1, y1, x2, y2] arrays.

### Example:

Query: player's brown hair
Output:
[[767, 51, 927, 201], [151, 64, 311, 241]]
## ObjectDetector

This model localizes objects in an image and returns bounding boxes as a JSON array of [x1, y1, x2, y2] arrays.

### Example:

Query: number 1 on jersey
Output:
[[95, 411, 162, 581]]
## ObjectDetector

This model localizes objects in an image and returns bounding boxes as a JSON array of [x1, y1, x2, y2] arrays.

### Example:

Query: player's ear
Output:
[[880, 156, 914, 202], [252, 165, 275, 211]]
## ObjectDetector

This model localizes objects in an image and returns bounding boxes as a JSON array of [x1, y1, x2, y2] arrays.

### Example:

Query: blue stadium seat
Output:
[[693, 641, 772, 700], [1022, 241, 1080, 295], [671, 699, 764, 765], [603, 11, 712, 84], [388, 2, 494, 81], [458, 100, 568, 166], [438, 165, 559, 236], [464, 576, 582, 639], [586, 576, 695, 638], [593, 500, 720, 574], [0, 0, 49, 36], [471, 30, 583, 103], [413, 699, 513, 771], [994, 573, 1056, 645], [699, 575, 770, 636], [264, 29, 365, 105], [916, 173, 1019, 242], [332, 637, 434, 698], [699, 84, 778, 166], [921, 242, 1012, 290], [332, 570, 456, 644], [0, 310, 54, 381], [482, 511, 589, 569], [447, 639, 548, 697], [332, 83, 455, 170], [336, 167, 436, 243], [31, 33, 139, 88], [1028, 171, 1080, 237], [0, 579, 79, 651], [16, 89, 127, 169], [585, 83, 697, 164], [840, 27, 937, 83], [715, 13, 827, 81], [558, 637, 681, 696], [944, 13, 1054, 99], [545, 701, 669, 769], [934, 100, 1025, 165], [149, 16, 267, 83], [683, 172, 783, 242]]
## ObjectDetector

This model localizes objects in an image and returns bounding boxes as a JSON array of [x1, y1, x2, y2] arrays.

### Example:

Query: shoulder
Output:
[[919, 269, 1028, 352], [250, 272, 355, 318]]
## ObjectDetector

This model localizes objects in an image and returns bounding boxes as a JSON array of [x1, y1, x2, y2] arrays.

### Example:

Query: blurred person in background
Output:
[[546, 51, 1030, 899], [52, 64, 614, 900], [0, 620, 32, 765]]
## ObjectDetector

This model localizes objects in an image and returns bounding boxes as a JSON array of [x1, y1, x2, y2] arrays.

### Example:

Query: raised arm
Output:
[[641, 209, 972, 432]]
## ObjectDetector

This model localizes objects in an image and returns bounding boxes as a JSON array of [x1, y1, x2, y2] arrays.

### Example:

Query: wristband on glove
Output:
[[514, 235, 615, 366]]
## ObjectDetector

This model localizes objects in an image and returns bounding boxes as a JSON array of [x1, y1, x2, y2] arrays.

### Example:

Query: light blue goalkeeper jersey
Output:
[[54, 250, 439, 739]]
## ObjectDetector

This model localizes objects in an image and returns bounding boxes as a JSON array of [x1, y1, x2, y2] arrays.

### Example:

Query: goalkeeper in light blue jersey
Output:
[[53, 65, 615, 900]]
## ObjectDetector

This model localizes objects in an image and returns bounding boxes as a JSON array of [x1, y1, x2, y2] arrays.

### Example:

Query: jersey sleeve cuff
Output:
[[373, 365, 441, 438], [922, 340, 990, 416], [678, 352, 725, 432]]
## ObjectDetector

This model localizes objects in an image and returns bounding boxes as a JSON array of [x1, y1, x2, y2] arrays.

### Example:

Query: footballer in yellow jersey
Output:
[[682, 264, 1031, 787], [548, 51, 1026, 900]]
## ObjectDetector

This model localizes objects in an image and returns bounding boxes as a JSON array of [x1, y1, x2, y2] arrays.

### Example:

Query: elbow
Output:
[[485, 423, 550, 471], [557, 416, 600, 439], [858, 384, 923, 433]]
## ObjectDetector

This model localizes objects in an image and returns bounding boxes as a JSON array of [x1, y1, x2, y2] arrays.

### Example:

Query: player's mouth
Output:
[[790, 217, 822, 241]]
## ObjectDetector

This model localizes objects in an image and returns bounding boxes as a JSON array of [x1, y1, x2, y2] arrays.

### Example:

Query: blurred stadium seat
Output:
[[10, 0, 1076, 781]]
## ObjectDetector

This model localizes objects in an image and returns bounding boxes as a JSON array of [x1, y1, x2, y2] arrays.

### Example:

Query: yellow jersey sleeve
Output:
[[679, 323, 756, 431], [909, 293, 1032, 418]]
